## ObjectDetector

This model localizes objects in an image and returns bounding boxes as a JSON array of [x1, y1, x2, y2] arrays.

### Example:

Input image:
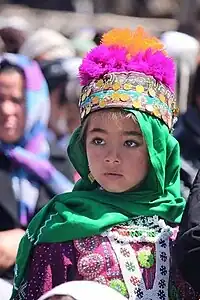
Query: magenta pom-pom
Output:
[[79, 45, 175, 91]]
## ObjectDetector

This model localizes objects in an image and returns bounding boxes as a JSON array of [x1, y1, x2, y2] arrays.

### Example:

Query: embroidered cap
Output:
[[79, 27, 178, 130]]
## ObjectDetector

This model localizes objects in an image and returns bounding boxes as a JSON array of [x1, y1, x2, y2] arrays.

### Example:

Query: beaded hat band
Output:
[[79, 71, 178, 130]]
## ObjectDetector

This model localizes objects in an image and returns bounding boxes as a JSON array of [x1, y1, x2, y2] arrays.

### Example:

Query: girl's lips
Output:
[[103, 173, 123, 179]]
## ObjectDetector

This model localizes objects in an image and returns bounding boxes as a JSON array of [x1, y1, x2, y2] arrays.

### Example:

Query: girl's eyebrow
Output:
[[123, 130, 142, 137], [88, 128, 142, 137], [88, 128, 107, 134]]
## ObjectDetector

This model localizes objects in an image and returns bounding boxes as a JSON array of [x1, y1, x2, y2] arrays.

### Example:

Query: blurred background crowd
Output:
[[0, 0, 199, 299]]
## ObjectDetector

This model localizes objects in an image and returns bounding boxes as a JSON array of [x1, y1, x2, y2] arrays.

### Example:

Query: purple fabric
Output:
[[14, 237, 200, 300]]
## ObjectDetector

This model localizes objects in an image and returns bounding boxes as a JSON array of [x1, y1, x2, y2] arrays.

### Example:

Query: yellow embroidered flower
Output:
[[120, 94, 130, 102], [104, 82, 111, 89], [132, 99, 141, 109], [111, 92, 121, 101], [96, 79, 104, 89], [136, 85, 144, 93], [124, 83, 133, 90], [112, 82, 121, 91], [153, 106, 161, 117], [159, 94, 166, 103], [99, 99, 106, 108], [92, 96, 99, 105]]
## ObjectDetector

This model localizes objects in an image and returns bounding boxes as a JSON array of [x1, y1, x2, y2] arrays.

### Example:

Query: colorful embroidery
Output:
[[130, 276, 140, 286], [104, 216, 173, 300], [125, 261, 136, 272], [74, 236, 101, 254], [157, 289, 166, 300], [80, 72, 178, 130], [109, 279, 128, 297], [77, 253, 104, 279], [134, 287, 144, 299], [137, 247, 154, 269]]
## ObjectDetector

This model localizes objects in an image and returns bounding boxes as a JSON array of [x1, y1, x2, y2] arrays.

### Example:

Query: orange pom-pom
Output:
[[102, 26, 166, 56]]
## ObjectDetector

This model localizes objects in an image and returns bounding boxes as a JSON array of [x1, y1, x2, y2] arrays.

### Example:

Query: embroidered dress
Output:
[[14, 216, 199, 300]]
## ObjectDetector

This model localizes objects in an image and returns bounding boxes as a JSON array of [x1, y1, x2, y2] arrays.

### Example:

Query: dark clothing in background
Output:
[[0, 141, 74, 281], [174, 106, 200, 198], [175, 169, 200, 293]]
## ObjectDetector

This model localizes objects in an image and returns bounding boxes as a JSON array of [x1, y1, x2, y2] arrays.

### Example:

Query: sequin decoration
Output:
[[79, 71, 177, 130], [109, 279, 128, 297], [137, 247, 155, 269], [94, 275, 108, 285], [74, 236, 101, 254], [77, 253, 104, 279]]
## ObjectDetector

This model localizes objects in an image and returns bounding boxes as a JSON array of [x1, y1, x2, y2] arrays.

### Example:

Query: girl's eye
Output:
[[124, 140, 137, 148], [92, 138, 105, 145]]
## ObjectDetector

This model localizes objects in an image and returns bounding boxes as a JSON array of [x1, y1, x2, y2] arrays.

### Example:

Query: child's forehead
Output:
[[87, 109, 141, 132]]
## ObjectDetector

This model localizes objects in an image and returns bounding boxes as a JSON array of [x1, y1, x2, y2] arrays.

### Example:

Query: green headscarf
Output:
[[12, 109, 185, 298]]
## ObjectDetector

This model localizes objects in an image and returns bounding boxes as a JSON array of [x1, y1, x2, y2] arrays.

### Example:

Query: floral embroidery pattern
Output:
[[104, 216, 173, 300], [80, 72, 177, 130], [77, 253, 104, 279], [160, 252, 167, 262], [137, 247, 154, 269], [120, 247, 130, 257], [158, 279, 166, 289], [130, 276, 140, 286], [134, 287, 144, 299], [158, 289, 166, 300], [159, 239, 167, 248], [160, 265, 167, 276], [125, 261, 135, 272]]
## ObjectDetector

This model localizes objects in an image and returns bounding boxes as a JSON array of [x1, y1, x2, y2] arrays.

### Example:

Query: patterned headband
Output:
[[79, 27, 178, 130], [80, 71, 178, 129]]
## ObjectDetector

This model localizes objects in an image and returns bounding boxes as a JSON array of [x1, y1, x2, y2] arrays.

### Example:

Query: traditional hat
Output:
[[79, 27, 178, 130]]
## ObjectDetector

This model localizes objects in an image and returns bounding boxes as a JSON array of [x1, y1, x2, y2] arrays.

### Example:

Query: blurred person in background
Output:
[[39, 57, 81, 148], [19, 28, 75, 62], [65, 78, 81, 138], [40, 58, 81, 182], [0, 16, 31, 54], [161, 31, 200, 199], [70, 28, 96, 57], [174, 64, 200, 198], [0, 54, 74, 299]]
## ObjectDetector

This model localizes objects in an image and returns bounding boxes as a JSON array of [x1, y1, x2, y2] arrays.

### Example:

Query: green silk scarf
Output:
[[11, 110, 185, 298]]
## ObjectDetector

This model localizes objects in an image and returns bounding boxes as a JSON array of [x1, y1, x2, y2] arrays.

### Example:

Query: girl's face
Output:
[[86, 110, 149, 193]]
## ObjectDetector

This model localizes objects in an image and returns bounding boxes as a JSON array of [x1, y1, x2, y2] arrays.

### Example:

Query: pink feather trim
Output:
[[79, 45, 175, 91]]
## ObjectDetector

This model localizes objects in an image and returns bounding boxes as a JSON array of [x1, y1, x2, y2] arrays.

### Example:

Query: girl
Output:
[[11, 27, 195, 300]]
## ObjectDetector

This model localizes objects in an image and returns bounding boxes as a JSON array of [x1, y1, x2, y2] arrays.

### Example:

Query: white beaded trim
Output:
[[102, 216, 173, 300]]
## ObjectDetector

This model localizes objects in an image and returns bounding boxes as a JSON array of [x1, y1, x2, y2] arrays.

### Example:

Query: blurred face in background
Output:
[[48, 85, 65, 136], [65, 102, 80, 134], [0, 69, 26, 143], [0, 28, 26, 53], [49, 82, 81, 137]]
